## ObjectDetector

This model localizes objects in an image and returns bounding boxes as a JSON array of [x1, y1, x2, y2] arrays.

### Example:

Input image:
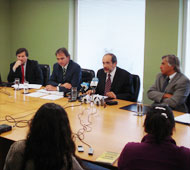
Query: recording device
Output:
[[0, 124, 12, 134], [106, 100, 118, 105], [88, 148, 94, 155], [80, 82, 89, 94], [77, 145, 84, 152]]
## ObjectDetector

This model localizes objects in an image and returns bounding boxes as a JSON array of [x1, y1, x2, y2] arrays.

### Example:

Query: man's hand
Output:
[[86, 89, 95, 95], [163, 93, 173, 99], [45, 85, 57, 91], [13, 60, 22, 71], [60, 83, 72, 89], [106, 92, 117, 99]]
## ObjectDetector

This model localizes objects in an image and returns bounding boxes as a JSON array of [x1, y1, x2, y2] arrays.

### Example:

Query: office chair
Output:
[[81, 68, 95, 83], [39, 64, 50, 86], [185, 93, 190, 113], [132, 74, 140, 102]]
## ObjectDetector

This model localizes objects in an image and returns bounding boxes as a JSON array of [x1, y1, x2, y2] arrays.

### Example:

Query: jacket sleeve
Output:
[[116, 73, 134, 101], [7, 63, 21, 83], [162, 78, 190, 108], [48, 64, 59, 87], [147, 74, 165, 103]]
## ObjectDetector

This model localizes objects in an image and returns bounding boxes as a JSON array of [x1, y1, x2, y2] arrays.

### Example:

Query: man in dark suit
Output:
[[7, 48, 43, 85], [46, 47, 82, 92], [87, 53, 134, 101], [147, 54, 190, 112]]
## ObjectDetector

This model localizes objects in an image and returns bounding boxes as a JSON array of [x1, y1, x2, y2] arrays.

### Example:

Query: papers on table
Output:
[[175, 114, 190, 125], [40, 95, 63, 100], [37, 89, 64, 96], [12, 84, 42, 89], [26, 89, 64, 100]]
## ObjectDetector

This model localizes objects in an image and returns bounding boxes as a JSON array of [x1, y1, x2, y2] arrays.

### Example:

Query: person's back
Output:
[[118, 105, 190, 170], [3, 103, 84, 170]]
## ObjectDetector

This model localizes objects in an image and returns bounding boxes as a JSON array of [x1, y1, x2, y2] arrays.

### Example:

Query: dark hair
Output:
[[55, 47, 70, 57], [162, 54, 180, 73], [16, 48, 29, 57], [144, 104, 175, 144], [104, 53, 117, 63], [23, 103, 75, 170]]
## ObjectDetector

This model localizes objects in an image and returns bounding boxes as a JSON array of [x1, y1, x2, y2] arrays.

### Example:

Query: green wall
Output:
[[0, 0, 11, 81], [0, 0, 74, 81], [143, 0, 180, 104]]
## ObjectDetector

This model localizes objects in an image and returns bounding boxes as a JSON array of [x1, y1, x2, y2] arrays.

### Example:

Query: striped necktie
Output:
[[104, 73, 111, 96]]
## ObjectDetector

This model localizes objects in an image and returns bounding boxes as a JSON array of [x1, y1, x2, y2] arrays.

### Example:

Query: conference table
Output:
[[0, 87, 190, 169]]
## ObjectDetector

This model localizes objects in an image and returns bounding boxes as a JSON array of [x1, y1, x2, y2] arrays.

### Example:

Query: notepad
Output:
[[96, 151, 120, 165], [175, 114, 190, 125]]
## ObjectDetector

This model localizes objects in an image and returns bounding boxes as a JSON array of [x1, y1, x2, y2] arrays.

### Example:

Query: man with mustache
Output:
[[88, 53, 134, 101]]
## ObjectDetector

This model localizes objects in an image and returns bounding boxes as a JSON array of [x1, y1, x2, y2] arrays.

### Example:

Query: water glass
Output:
[[23, 81, 29, 94], [71, 87, 77, 101], [14, 78, 20, 90], [137, 102, 143, 116]]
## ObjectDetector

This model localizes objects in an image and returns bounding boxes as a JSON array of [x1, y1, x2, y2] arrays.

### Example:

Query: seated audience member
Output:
[[87, 53, 134, 101], [118, 105, 190, 170], [7, 48, 43, 85], [147, 54, 190, 112], [3, 103, 84, 170], [46, 47, 82, 92]]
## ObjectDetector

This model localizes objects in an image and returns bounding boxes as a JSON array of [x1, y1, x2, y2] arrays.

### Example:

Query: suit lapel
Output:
[[111, 67, 118, 90], [25, 59, 30, 81], [165, 73, 180, 91]]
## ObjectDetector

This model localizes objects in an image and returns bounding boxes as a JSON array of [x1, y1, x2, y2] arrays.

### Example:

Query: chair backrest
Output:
[[39, 64, 50, 86], [132, 74, 140, 102], [81, 68, 95, 83], [185, 93, 190, 113]]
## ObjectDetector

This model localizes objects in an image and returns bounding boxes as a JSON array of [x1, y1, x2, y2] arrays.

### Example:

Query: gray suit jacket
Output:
[[147, 73, 190, 112]]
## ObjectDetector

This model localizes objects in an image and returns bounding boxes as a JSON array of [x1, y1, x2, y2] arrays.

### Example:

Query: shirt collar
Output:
[[169, 72, 177, 81], [62, 63, 68, 70]]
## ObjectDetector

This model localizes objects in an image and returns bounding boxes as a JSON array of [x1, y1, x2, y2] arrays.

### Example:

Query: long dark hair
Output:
[[23, 103, 76, 170], [144, 104, 175, 144]]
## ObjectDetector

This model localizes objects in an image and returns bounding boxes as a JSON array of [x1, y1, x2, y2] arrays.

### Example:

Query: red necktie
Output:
[[104, 74, 111, 96], [21, 65, 24, 84]]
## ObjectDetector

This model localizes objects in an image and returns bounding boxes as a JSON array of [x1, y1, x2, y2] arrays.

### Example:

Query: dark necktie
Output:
[[63, 67, 66, 79], [162, 77, 170, 92], [104, 74, 111, 96], [21, 65, 24, 84]]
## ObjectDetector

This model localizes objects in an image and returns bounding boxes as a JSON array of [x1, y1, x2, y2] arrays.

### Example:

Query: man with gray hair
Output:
[[147, 54, 190, 112]]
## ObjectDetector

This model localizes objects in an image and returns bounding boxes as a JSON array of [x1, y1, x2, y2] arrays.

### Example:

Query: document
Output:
[[40, 95, 63, 100], [37, 89, 64, 96], [26, 92, 46, 97], [96, 151, 120, 165], [175, 114, 190, 125], [12, 84, 42, 89]]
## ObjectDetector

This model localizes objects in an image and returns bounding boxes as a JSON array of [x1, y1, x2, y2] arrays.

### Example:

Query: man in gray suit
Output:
[[147, 54, 190, 112]]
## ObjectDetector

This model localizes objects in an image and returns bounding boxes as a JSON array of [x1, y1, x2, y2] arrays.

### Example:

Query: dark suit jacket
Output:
[[48, 60, 82, 92], [7, 59, 43, 85], [96, 67, 134, 101]]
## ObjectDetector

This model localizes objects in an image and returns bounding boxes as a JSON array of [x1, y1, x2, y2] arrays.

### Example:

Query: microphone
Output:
[[80, 82, 89, 94], [90, 77, 99, 93]]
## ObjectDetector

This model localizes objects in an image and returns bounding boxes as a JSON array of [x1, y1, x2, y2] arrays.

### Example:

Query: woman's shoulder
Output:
[[9, 140, 26, 153]]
